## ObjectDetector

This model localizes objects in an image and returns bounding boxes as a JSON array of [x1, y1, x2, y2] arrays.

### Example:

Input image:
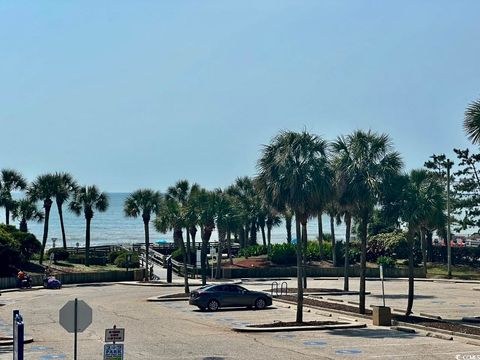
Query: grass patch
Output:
[[427, 264, 480, 280]]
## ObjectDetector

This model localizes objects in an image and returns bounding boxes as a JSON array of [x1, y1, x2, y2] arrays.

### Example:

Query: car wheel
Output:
[[207, 299, 220, 311], [255, 297, 266, 310]]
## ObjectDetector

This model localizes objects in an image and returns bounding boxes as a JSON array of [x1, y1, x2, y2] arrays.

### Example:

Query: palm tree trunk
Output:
[[359, 212, 368, 315], [20, 219, 28, 233], [239, 227, 245, 249], [216, 228, 226, 279], [426, 230, 433, 262], [5, 206, 9, 225], [201, 226, 213, 285], [344, 213, 351, 291], [318, 212, 324, 259], [85, 216, 91, 267], [244, 224, 249, 246], [57, 201, 67, 249], [260, 225, 266, 247], [330, 214, 337, 266], [250, 222, 257, 246], [267, 225, 272, 250], [186, 229, 191, 266], [295, 213, 304, 323], [189, 226, 196, 269], [420, 228, 427, 274], [302, 221, 308, 289], [39, 199, 52, 264], [285, 214, 292, 244], [295, 218, 301, 243], [178, 231, 190, 294], [406, 229, 415, 316], [227, 230, 233, 265], [143, 219, 150, 279]]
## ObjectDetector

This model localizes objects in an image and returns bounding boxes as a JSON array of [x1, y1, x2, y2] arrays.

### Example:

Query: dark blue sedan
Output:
[[189, 284, 273, 311]]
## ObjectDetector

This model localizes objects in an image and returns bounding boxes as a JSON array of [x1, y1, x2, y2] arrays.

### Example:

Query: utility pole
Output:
[[446, 158, 453, 279]]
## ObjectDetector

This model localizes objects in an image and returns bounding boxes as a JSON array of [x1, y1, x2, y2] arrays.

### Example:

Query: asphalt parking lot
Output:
[[0, 279, 480, 359]]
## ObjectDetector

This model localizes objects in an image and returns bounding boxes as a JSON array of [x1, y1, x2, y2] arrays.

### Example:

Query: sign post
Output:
[[379, 265, 385, 307], [13, 310, 24, 360], [59, 299, 92, 360], [104, 325, 124, 360]]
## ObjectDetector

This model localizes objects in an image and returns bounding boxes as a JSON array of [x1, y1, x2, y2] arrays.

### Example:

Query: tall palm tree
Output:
[[190, 188, 217, 285], [155, 195, 190, 293], [124, 189, 162, 279], [400, 170, 445, 315], [0, 169, 27, 225], [54, 172, 78, 249], [333, 130, 402, 314], [69, 186, 109, 266], [28, 173, 58, 264], [257, 130, 331, 323], [11, 198, 44, 232], [463, 98, 480, 144]]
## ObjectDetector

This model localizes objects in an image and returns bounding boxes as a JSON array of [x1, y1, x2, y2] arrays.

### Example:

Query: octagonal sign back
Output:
[[59, 300, 92, 333]]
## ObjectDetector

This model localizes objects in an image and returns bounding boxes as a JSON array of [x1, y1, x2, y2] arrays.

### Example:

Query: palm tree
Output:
[[333, 130, 402, 314], [257, 130, 331, 323], [54, 172, 78, 249], [28, 174, 58, 264], [190, 188, 217, 285], [463, 98, 480, 144], [155, 195, 190, 293], [124, 189, 162, 279], [400, 170, 445, 315], [11, 198, 44, 232], [0, 169, 27, 225], [69, 186, 109, 266]]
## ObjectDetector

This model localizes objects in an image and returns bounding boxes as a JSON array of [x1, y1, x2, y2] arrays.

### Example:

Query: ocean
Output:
[[2, 193, 347, 248]]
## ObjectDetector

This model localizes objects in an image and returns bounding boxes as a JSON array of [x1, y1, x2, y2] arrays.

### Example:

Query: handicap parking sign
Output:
[[104, 344, 124, 360]]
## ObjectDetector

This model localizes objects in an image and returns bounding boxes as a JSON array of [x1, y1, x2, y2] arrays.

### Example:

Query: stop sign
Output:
[[59, 299, 92, 333]]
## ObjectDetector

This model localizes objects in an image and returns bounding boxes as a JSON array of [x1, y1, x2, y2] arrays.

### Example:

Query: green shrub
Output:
[[47, 248, 70, 261], [171, 248, 197, 265], [114, 252, 140, 268], [268, 243, 296, 265], [0, 227, 21, 275], [239, 245, 267, 258], [68, 254, 107, 266], [109, 250, 126, 264], [12, 232, 41, 260], [377, 255, 396, 268]]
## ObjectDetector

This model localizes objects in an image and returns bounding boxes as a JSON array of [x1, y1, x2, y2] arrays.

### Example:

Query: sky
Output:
[[0, 1, 479, 192]]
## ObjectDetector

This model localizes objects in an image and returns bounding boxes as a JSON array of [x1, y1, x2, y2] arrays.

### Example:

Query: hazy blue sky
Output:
[[1, 1, 479, 192]]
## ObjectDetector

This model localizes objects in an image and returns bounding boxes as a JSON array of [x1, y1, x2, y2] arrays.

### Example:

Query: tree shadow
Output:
[[191, 306, 279, 313], [325, 327, 418, 339], [369, 294, 436, 300]]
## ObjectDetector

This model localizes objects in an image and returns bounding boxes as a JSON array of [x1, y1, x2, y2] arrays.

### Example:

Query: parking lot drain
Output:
[[202, 357, 225, 360], [335, 349, 362, 355], [303, 341, 327, 346]]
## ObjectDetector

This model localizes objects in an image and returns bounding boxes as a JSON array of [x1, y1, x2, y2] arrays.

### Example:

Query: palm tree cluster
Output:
[[0, 170, 109, 266]]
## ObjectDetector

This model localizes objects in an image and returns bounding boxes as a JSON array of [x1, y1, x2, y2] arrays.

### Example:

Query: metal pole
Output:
[[380, 265, 385, 307], [74, 298, 78, 360], [447, 160, 452, 279]]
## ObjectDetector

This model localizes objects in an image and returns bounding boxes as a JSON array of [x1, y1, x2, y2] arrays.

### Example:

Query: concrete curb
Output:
[[232, 322, 366, 332], [275, 297, 480, 342]]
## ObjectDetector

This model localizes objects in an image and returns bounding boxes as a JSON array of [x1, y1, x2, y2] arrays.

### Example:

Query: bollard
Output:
[[13, 310, 24, 360], [166, 256, 172, 283]]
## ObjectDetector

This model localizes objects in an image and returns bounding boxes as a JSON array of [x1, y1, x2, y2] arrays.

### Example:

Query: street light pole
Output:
[[446, 159, 453, 279]]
